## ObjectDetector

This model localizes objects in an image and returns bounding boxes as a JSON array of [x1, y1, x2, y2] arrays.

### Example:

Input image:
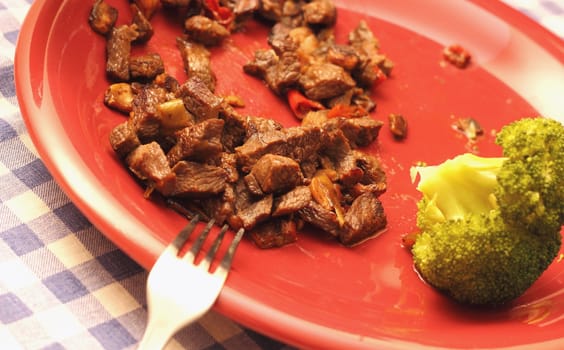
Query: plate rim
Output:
[[14, 1, 564, 349]]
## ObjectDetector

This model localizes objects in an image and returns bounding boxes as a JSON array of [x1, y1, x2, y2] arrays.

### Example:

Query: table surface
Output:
[[1, 0, 563, 349]]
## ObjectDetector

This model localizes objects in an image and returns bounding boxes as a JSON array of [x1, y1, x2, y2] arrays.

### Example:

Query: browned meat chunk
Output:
[[167, 161, 227, 197], [129, 53, 165, 81], [348, 21, 393, 87], [126, 142, 175, 192], [302, 0, 336, 26], [272, 185, 312, 216], [235, 126, 322, 172], [166, 118, 225, 165], [132, 0, 160, 19], [233, 0, 260, 17], [243, 49, 278, 77], [257, 0, 284, 21], [299, 63, 356, 100], [89, 0, 118, 36], [329, 116, 383, 148], [298, 200, 340, 237], [184, 15, 230, 46], [236, 194, 273, 230], [245, 154, 304, 195], [176, 37, 217, 91], [130, 83, 172, 142], [340, 192, 386, 246], [388, 113, 408, 140], [268, 23, 297, 54], [244, 49, 301, 95], [220, 106, 283, 151], [353, 150, 386, 189], [106, 25, 138, 82], [443, 44, 472, 69], [327, 45, 360, 71], [178, 76, 224, 121], [130, 3, 154, 42], [109, 122, 141, 158], [249, 217, 297, 248]]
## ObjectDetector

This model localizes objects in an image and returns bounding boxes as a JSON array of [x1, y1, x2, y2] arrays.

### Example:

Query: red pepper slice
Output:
[[327, 104, 367, 119], [286, 89, 325, 119], [204, 0, 234, 26], [373, 65, 388, 85]]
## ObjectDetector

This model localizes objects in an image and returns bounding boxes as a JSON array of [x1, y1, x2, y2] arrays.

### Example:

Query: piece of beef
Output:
[[235, 126, 322, 172], [265, 51, 302, 94], [330, 150, 365, 188], [340, 192, 386, 246], [129, 53, 165, 81], [235, 194, 273, 230], [178, 76, 223, 121], [388, 113, 408, 140], [272, 185, 312, 216], [197, 183, 236, 224], [320, 127, 351, 162], [348, 20, 380, 57], [299, 62, 355, 100], [257, 0, 284, 21], [132, 0, 160, 19], [326, 44, 359, 71], [352, 150, 386, 184], [106, 25, 138, 82], [176, 37, 217, 91], [302, 0, 336, 26], [126, 142, 175, 193], [351, 89, 376, 112], [243, 49, 277, 78], [130, 83, 171, 142], [89, 0, 118, 36], [232, 0, 260, 18], [218, 105, 247, 152], [298, 200, 340, 237], [130, 3, 154, 42], [268, 23, 298, 54], [167, 161, 227, 197], [220, 105, 284, 153], [243, 48, 301, 95], [329, 116, 383, 148], [245, 154, 304, 195], [348, 20, 393, 87], [211, 152, 239, 183], [249, 217, 298, 248], [109, 122, 141, 158], [184, 15, 230, 46], [166, 118, 225, 165]]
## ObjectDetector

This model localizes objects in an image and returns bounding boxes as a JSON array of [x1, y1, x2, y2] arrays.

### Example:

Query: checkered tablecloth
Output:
[[1, 0, 563, 349]]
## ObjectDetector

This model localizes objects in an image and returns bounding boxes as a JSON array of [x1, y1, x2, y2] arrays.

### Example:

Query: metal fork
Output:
[[138, 215, 244, 350]]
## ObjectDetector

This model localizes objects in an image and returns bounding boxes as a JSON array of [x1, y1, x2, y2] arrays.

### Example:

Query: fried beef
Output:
[[98, 0, 390, 249]]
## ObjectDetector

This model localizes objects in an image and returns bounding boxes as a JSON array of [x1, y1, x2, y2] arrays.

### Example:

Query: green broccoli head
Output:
[[412, 211, 561, 305], [410, 117, 563, 306], [495, 117, 564, 235]]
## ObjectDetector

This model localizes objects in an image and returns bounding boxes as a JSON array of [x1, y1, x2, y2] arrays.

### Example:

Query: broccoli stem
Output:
[[412, 153, 506, 221]]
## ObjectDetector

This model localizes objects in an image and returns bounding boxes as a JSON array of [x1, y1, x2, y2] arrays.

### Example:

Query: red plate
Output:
[[15, 0, 564, 349]]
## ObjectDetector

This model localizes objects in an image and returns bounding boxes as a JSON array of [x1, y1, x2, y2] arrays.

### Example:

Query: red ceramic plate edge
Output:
[[14, 1, 564, 350]]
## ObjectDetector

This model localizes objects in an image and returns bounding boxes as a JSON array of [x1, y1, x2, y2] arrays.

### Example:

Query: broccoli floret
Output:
[[410, 117, 563, 306]]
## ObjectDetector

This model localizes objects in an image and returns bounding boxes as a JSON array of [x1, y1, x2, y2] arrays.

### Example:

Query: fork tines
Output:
[[173, 214, 244, 272]]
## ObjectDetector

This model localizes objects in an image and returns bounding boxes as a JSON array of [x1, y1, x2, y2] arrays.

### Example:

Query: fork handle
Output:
[[137, 319, 177, 350]]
